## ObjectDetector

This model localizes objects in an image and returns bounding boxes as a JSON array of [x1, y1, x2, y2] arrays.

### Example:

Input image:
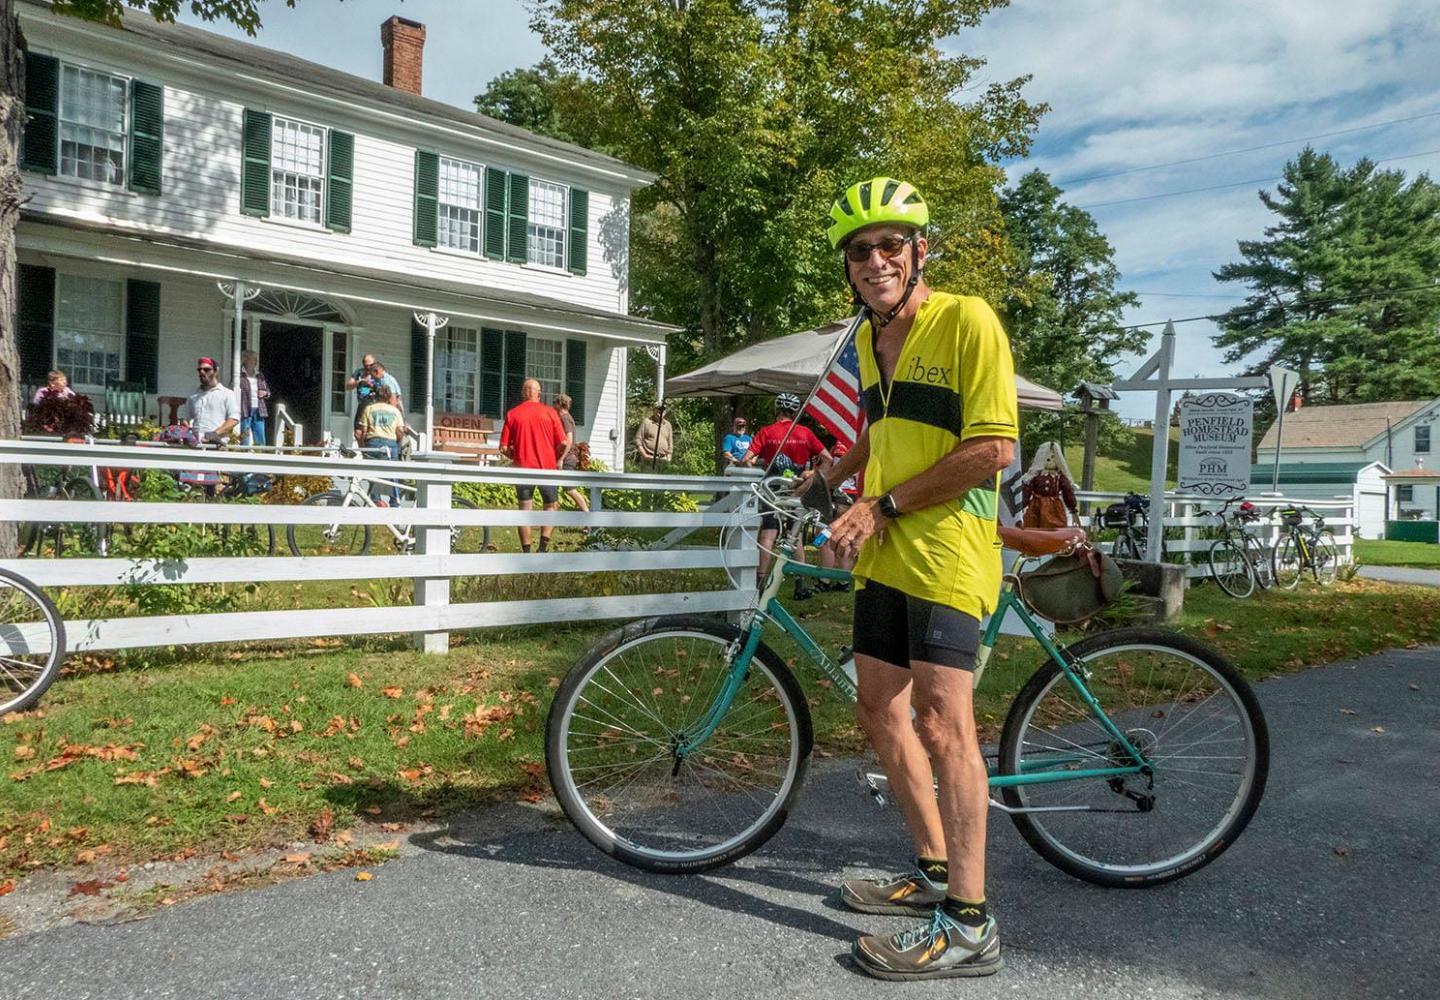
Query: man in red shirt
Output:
[[743, 393, 833, 593], [500, 378, 568, 553]]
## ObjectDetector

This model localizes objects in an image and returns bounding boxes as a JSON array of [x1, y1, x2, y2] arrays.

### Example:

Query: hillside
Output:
[[1060, 427, 1178, 494]]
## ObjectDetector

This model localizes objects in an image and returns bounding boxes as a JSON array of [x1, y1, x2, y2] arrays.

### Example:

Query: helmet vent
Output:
[[858, 181, 872, 210], [903, 191, 923, 205], [881, 178, 900, 204]]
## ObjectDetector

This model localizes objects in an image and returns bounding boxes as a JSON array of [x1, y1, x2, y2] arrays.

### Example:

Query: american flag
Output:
[[804, 333, 864, 449]]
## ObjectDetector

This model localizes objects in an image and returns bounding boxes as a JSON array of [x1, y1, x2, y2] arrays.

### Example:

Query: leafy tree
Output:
[[997, 169, 1146, 451], [1212, 147, 1440, 404], [496, 1, 1042, 461], [473, 59, 586, 149]]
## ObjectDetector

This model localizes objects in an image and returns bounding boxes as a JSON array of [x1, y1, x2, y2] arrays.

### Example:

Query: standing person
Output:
[[238, 350, 271, 447], [31, 370, 76, 406], [356, 385, 405, 505], [721, 416, 752, 467], [632, 402, 673, 469], [186, 357, 240, 442], [368, 360, 403, 414], [346, 353, 378, 439], [552, 393, 591, 514], [805, 178, 1018, 980], [501, 379, 567, 553], [742, 393, 831, 597]]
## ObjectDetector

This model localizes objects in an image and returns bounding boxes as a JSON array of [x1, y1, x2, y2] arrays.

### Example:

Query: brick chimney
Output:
[[381, 16, 426, 95]]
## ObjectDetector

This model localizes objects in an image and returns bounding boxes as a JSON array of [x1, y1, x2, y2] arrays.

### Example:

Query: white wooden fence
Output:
[[0, 440, 759, 655], [1076, 490, 1356, 580]]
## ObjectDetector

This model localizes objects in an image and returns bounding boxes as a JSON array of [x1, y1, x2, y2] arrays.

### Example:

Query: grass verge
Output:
[[1354, 538, 1440, 569]]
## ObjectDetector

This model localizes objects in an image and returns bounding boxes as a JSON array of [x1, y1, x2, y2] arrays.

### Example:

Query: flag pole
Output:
[[762, 307, 870, 477]]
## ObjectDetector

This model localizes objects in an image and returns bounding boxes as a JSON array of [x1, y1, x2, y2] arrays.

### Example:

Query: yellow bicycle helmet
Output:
[[827, 177, 929, 249]]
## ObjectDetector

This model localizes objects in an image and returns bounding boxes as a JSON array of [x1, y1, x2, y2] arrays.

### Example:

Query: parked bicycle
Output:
[[0, 567, 67, 715], [1205, 498, 1273, 599], [1272, 505, 1339, 589], [18, 435, 111, 558], [545, 477, 1269, 887], [1096, 491, 1166, 560], [287, 440, 491, 556]]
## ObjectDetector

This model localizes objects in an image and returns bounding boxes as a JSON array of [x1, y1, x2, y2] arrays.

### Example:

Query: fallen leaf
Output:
[[497, 728, 515, 741], [283, 852, 311, 865], [375, 840, 400, 851], [65, 826, 89, 842], [75, 849, 96, 864], [68, 879, 111, 897], [1409, 683, 1421, 691], [13, 746, 34, 760], [320, 716, 346, 738], [259, 777, 273, 789], [1340, 709, 1357, 716], [355, 871, 373, 881], [364, 805, 383, 816], [0, 879, 16, 897], [381, 686, 404, 699], [379, 822, 404, 832], [346, 673, 364, 689], [1333, 846, 1351, 857], [219, 695, 236, 706], [257, 797, 279, 816], [335, 830, 353, 846], [226, 791, 242, 803], [1372, 726, 1387, 734], [310, 808, 334, 843], [547, 677, 560, 688], [226, 813, 249, 824]]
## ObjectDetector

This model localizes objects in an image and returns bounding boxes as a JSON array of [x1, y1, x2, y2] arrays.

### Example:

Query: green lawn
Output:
[[2, 571, 1438, 879], [1355, 538, 1440, 568], [1063, 426, 1178, 494]]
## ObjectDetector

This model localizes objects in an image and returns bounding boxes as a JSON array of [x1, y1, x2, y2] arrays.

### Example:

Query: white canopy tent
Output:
[[664, 319, 1064, 410]]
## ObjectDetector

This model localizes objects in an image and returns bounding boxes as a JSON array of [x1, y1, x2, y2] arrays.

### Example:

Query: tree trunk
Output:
[[0, 0, 23, 557]]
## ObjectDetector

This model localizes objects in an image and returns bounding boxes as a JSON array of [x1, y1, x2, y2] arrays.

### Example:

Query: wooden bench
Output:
[[433, 412, 505, 464]]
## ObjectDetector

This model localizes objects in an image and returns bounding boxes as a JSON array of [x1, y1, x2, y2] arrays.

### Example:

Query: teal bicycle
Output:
[[545, 478, 1269, 887]]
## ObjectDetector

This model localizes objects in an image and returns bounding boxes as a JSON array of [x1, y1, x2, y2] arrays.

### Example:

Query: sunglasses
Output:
[[843, 234, 912, 263], [197, 366, 215, 373]]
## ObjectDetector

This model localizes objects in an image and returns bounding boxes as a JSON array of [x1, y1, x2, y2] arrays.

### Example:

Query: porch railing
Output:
[[0, 440, 758, 655]]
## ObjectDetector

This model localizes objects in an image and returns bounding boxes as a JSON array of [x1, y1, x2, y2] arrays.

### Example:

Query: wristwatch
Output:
[[877, 492, 902, 519]]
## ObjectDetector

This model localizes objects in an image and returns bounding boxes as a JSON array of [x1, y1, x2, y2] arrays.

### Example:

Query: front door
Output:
[[260, 321, 324, 445]]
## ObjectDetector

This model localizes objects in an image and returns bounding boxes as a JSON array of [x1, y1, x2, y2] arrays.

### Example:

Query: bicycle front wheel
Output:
[[1312, 532, 1339, 585], [450, 497, 492, 553], [0, 568, 66, 715], [1207, 539, 1255, 599], [998, 628, 1268, 888], [1272, 534, 1302, 590], [1243, 535, 1273, 589], [546, 616, 813, 873], [287, 492, 371, 556]]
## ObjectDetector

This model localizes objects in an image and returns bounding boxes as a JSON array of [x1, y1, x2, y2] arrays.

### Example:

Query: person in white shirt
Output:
[[186, 356, 240, 442]]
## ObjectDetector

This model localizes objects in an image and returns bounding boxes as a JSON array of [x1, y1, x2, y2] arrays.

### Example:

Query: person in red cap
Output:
[[186, 357, 239, 442]]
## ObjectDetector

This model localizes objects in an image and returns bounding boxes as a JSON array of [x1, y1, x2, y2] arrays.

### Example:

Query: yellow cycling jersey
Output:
[[853, 291, 1020, 619]]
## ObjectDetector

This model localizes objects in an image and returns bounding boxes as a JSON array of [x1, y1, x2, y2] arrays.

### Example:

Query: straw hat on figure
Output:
[[1020, 442, 1078, 530]]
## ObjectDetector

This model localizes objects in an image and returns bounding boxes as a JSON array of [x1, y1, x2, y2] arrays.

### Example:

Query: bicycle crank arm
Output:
[[861, 771, 1098, 814]]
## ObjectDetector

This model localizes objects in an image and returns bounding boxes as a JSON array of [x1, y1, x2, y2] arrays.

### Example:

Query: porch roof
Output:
[[21, 215, 677, 347]]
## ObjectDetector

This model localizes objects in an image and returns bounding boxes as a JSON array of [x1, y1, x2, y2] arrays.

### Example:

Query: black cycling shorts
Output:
[[852, 579, 981, 671], [518, 484, 559, 505]]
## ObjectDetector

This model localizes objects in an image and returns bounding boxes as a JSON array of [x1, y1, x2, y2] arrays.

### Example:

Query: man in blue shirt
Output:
[[721, 416, 751, 466]]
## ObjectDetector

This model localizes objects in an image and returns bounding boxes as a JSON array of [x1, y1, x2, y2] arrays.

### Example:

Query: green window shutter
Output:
[[325, 129, 354, 232], [565, 339, 587, 425], [506, 172, 529, 264], [128, 80, 164, 195], [410, 316, 428, 410], [567, 188, 588, 275], [125, 279, 161, 393], [21, 52, 59, 174], [484, 167, 507, 259], [413, 150, 439, 247], [480, 327, 504, 415], [240, 109, 272, 216], [17, 265, 56, 385], [503, 330, 527, 410]]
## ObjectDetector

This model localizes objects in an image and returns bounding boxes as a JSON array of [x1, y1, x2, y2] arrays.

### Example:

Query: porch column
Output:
[[216, 280, 260, 415], [413, 310, 448, 448]]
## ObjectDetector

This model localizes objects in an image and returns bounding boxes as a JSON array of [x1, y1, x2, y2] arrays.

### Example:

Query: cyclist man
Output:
[[806, 178, 1018, 980], [742, 393, 832, 598]]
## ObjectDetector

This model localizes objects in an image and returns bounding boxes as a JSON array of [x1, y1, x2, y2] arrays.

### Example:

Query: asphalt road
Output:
[[3, 646, 1437, 1000], [1357, 566, 1440, 587]]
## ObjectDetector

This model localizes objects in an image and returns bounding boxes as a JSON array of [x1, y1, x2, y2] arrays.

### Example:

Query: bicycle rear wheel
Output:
[[287, 491, 371, 556], [998, 628, 1268, 888], [1312, 532, 1339, 585], [546, 616, 812, 873], [1207, 539, 1254, 599], [1111, 531, 1141, 560], [1272, 534, 1302, 590], [1243, 535, 1273, 589], [0, 569, 66, 715], [449, 497, 492, 553]]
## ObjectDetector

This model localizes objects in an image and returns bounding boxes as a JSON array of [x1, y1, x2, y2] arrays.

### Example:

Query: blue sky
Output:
[[181, 0, 1440, 419]]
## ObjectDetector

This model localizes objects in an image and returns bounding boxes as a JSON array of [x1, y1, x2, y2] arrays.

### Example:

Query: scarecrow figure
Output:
[[1020, 441, 1079, 530]]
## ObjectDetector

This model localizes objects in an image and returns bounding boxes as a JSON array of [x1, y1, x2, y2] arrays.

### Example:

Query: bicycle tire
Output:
[[1312, 532, 1339, 585], [1112, 531, 1142, 560], [287, 491, 372, 557], [449, 497, 492, 553], [1272, 534, 1302, 590], [0, 568, 67, 715], [546, 615, 813, 874], [1207, 539, 1255, 599], [998, 627, 1268, 888], [1242, 534, 1273, 589]]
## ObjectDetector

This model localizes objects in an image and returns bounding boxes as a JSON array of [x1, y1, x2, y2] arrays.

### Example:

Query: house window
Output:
[[270, 117, 326, 223], [1415, 425, 1431, 455], [436, 326, 479, 412], [527, 336, 564, 401], [59, 64, 127, 185], [55, 274, 123, 388], [438, 157, 484, 254], [329, 330, 349, 413], [1397, 485, 1415, 503], [527, 180, 566, 268]]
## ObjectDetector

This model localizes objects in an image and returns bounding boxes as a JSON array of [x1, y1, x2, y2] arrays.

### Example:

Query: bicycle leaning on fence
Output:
[[1271, 505, 1339, 589], [1096, 491, 1166, 561], [544, 477, 1269, 888], [287, 437, 492, 556], [1204, 498, 1273, 599]]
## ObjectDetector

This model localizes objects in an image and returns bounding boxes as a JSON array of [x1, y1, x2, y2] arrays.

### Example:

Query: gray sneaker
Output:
[[852, 910, 1002, 981], [839, 866, 946, 915]]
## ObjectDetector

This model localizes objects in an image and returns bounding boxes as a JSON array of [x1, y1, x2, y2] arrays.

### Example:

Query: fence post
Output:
[[413, 474, 451, 654], [1181, 500, 1197, 581]]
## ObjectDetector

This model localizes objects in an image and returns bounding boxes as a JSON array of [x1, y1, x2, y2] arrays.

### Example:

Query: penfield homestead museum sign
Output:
[[1179, 393, 1253, 497]]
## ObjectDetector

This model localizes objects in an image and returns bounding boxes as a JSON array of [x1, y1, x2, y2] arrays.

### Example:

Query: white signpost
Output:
[[1267, 366, 1300, 493], [1111, 321, 1268, 561], [1178, 393, 1253, 497]]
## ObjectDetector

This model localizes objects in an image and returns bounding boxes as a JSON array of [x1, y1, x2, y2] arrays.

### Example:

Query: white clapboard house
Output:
[[14, 2, 672, 466]]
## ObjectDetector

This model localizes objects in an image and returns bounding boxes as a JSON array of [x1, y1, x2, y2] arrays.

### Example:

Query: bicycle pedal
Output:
[[856, 768, 889, 808]]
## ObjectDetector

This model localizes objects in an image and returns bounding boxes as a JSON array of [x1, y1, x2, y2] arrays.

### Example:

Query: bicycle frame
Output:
[[679, 536, 1151, 792]]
